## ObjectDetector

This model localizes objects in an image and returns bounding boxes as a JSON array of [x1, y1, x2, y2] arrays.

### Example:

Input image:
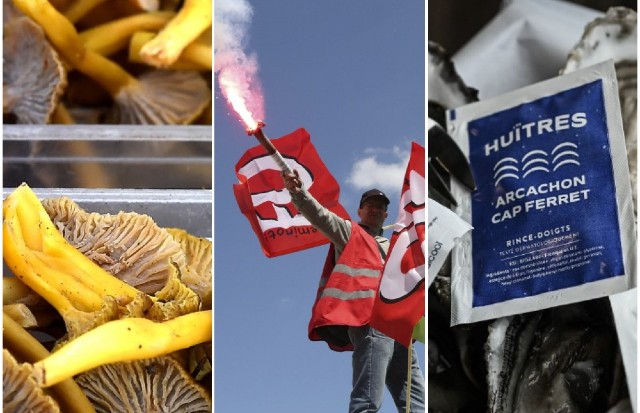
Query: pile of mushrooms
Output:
[[3, 0, 211, 125], [3, 184, 212, 412]]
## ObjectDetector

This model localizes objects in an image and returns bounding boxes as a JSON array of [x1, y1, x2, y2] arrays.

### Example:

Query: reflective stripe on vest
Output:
[[317, 263, 380, 288], [309, 223, 385, 351], [334, 264, 380, 278], [320, 288, 376, 300]]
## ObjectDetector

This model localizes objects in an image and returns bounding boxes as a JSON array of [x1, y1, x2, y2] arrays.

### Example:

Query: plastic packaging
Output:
[[447, 60, 636, 325], [427, 198, 472, 287]]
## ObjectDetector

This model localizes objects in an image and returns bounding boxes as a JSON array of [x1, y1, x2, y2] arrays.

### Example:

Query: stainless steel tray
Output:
[[3, 125, 212, 190]]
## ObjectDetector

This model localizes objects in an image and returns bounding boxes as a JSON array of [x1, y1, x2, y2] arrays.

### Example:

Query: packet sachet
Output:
[[447, 60, 636, 325], [427, 198, 472, 287]]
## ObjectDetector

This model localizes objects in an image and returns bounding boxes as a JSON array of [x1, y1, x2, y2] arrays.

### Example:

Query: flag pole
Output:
[[406, 343, 413, 413], [248, 122, 293, 174]]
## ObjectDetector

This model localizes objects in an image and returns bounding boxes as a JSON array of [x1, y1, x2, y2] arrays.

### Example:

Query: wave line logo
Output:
[[522, 149, 550, 178], [551, 142, 580, 171], [493, 157, 519, 185], [493, 142, 581, 186]]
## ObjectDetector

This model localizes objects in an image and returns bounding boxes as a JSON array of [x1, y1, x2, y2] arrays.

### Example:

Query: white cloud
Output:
[[346, 145, 410, 195]]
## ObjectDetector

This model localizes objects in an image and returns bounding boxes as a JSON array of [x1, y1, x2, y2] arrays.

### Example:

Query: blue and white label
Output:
[[467, 80, 624, 307]]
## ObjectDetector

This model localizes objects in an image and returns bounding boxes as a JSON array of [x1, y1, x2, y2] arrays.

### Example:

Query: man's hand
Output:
[[282, 170, 303, 194]]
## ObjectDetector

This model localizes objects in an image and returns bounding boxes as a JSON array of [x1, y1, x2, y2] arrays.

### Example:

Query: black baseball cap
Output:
[[359, 189, 390, 208]]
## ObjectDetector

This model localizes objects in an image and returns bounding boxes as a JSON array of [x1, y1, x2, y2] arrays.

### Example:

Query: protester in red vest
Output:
[[283, 170, 425, 413]]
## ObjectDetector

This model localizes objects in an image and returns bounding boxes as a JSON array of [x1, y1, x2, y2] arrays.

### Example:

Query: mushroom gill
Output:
[[3, 349, 60, 413], [75, 356, 211, 413], [42, 196, 186, 295], [41, 196, 201, 319], [107, 69, 211, 124], [3, 16, 67, 124], [166, 228, 212, 310]]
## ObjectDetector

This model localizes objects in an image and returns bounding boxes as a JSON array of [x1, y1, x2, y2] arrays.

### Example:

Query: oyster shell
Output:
[[562, 7, 637, 216], [485, 300, 623, 413]]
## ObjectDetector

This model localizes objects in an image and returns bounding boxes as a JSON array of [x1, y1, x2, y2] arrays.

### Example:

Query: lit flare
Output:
[[218, 71, 262, 132]]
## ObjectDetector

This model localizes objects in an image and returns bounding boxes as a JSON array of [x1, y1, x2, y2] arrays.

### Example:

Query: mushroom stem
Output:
[[3, 303, 38, 328], [79, 11, 175, 56], [48, 107, 117, 186], [3, 276, 38, 305], [63, 0, 106, 23], [139, 0, 211, 67], [4, 196, 77, 316], [33, 310, 213, 387], [129, 31, 211, 70], [3, 312, 98, 413], [51, 104, 75, 124], [13, 0, 137, 96], [3, 184, 146, 315]]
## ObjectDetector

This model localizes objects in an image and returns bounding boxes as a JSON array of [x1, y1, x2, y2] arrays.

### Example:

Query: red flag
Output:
[[370, 142, 425, 347], [233, 128, 350, 257]]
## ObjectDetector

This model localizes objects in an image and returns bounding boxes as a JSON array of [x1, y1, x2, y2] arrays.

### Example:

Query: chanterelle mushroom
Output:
[[3, 349, 60, 413], [13, 0, 210, 125], [130, 30, 211, 70], [42, 196, 187, 295], [3, 16, 67, 124], [78, 11, 175, 56], [167, 227, 212, 310], [76, 356, 211, 413], [3, 313, 97, 413], [64, 0, 159, 24], [42, 196, 202, 318], [139, 0, 211, 68]]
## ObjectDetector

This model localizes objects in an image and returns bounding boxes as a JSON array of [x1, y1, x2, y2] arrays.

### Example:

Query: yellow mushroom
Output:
[[50, 103, 75, 124], [139, 0, 211, 68], [3, 349, 61, 413], [3, 183, 152, 336], [3, 312, 97, 413], [76, 356, 211, 412], [3, 276, 43, 306], [79, 11, 175, 56], [129, 31, 211, 70], [3, 16, 67, 124], [166, 227, 212, 310], [64, 0, 159, 23], [32, 310, 212, 387], [13, 0, 210, 124], [3, 303, 38, 328]]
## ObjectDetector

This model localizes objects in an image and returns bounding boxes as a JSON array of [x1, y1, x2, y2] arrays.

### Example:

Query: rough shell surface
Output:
[[563, 7, 637, 216]]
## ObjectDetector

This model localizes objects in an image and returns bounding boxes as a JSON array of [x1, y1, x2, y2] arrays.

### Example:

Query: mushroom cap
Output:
[[41, 196, 201, 322], [42, 196, 187, 295], [76, 356, 211, 413], [146, 261, 201, 320], [3, 17, 67, 124], [3, 349, 61, 413], [3, 0, 22, 24], [108, 70, 211, 124], [166, 228, 212, 310]]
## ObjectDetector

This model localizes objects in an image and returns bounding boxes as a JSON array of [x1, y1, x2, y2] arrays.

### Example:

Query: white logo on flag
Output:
[[237, 155, 313, 231], [379, 170, 425, 301]]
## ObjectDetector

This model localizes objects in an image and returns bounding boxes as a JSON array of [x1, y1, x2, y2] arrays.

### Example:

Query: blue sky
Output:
[[214, 1, 425, 411]]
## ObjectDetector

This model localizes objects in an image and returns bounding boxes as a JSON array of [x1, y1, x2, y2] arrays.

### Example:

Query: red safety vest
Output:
[[308, 224, 383, 351]]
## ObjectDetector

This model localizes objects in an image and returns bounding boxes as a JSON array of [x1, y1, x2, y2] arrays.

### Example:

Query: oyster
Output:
[[427, 31, 634, 412], [484, 300, 626, 413], [562, 7, 637, 216]]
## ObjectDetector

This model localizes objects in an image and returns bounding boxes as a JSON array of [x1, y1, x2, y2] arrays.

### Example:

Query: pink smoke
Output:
[[215, 0, 265, 131]]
